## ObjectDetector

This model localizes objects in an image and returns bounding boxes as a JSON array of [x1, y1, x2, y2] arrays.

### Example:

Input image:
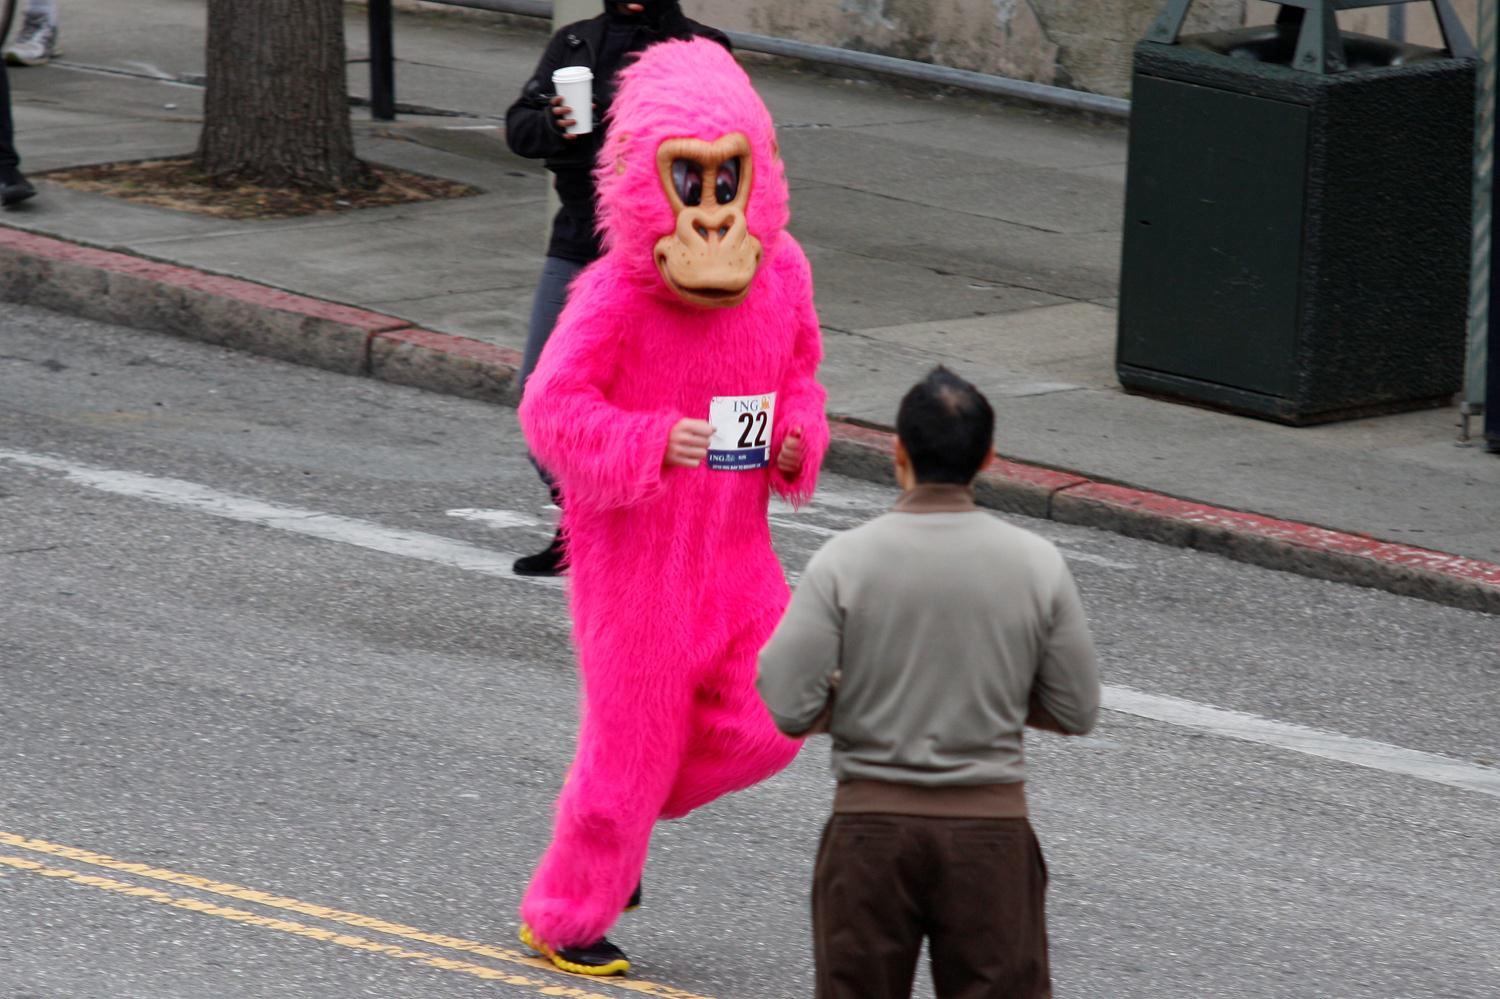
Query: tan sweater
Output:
[[757, 484, 1100, 816]]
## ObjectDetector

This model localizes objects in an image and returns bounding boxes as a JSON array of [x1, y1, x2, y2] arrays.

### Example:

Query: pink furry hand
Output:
[[665, 418, 714, 469], [776, 426, 805, 477]]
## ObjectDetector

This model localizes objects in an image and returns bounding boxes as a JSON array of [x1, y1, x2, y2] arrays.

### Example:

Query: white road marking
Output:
[[445, 508, 545, 530], [768, 514, 839, 537], [775, 513, 1134, 568], [772, 489, 887, 514], [1053, 547, 1136, 570], [779, 499, 1139, 570], [1103, 685, 1500, 800], [0, 449, 562, 589], [8, 447, 1498, 800]]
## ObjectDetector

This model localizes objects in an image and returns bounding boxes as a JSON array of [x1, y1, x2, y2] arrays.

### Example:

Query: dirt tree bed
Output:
[[39, 158, 481, 220]]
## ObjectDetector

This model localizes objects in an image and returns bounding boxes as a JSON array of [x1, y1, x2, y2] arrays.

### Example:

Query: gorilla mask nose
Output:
[[653, 132, 762, 309]]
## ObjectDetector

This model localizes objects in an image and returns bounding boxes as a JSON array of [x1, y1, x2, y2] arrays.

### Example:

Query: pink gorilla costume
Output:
[[516, 38, 829, 957]]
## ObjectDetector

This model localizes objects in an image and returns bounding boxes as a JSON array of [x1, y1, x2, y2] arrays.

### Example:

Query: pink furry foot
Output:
[[519, 878, 635, 952]]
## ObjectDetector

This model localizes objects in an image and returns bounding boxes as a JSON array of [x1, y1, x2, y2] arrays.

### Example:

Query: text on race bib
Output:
[[707, 392, 777, 471]]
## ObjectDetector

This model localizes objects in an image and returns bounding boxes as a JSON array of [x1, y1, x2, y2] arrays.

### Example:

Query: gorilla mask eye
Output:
[[671, 159, 704, 207], [715, 158, 741, 205]]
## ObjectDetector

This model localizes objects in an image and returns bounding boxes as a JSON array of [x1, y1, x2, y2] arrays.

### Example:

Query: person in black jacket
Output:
[[506, 0, 729, 577]]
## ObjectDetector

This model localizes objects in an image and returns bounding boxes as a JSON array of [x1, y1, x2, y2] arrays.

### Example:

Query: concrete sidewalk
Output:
[[3, 0, 1499, 586]]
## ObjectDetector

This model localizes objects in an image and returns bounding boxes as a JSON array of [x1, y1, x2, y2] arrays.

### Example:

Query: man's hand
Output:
[[777, 427, 805, 477], [665, 419, 714, 469], [1025, 694, 1070, 735], [550, 95, 580, 140]]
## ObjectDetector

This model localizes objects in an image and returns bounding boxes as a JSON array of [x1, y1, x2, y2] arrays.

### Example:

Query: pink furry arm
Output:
[[519, 290, 679, 513], [770, 243, 829, 507]]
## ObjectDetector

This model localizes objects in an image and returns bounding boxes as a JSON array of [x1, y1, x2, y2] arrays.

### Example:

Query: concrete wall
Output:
[[687, 0, 1248, 98], [689, 0, 1480, 99], [386, 1, 1481, 101], [1246, 0, 1479, 52]]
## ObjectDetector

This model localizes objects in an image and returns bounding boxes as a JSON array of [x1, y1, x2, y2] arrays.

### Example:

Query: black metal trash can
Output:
[[1117, 0, 1476, 425]]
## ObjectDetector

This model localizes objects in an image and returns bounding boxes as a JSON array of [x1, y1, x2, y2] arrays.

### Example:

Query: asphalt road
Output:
[[2, 304, 1498, 999]]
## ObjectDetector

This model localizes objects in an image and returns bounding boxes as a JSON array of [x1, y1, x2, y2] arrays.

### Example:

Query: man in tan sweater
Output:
[[757, 366, 1100, 999]]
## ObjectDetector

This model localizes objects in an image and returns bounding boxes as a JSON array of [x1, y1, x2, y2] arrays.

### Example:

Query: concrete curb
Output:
[[4, 222, 1498, 615], [1050, 484, 1500, 614], [0, 227, 409, 376], [370, 327, 523, 406]]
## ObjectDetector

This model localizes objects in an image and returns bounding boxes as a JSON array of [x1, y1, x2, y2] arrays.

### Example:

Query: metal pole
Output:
[[1386, 4, 1406, 44], [1489, 35, 1500, 455], [369, 0, 396, 121], [1489, 174, 1500, 450], [1465, 0, 1495, 442]]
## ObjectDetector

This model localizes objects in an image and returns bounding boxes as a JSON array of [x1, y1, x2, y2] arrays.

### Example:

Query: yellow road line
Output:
[[0, 831, 714, 999], [0, 854, 619, 996]]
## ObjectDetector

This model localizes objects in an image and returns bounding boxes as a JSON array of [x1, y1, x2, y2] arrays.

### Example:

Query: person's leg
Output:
[[519, 656, 693, 958], [0, 61, 34, 206], [0, 61, 16, 171], [812, 814, 925, 999], [926, 818, 1052, 999], [512, 255, 585, 576], [518, 255, 585, 479], [5, 0, 59, 67], [659, 627, 802, 819]]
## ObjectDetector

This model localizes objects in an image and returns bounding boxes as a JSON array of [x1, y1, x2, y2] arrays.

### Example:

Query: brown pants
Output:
[[811, 814, 1052, 999]]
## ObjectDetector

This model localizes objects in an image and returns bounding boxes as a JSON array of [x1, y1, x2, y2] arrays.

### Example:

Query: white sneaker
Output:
[[3, 12, 60, 67]]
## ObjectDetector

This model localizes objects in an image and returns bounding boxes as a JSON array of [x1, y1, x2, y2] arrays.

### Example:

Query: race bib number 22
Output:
[[707, 393, 777, 471]]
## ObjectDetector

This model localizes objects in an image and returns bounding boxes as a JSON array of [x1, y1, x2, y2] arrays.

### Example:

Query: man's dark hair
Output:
[[895, 366, 995, 485]]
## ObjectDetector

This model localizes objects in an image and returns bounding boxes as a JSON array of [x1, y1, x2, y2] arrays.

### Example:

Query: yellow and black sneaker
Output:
[[624, 881, 642, 913], [519, 923, 630, 977]]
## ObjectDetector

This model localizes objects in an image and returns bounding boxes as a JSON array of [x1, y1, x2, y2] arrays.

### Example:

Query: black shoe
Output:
[[512, 528, 565, 577], [519, 923, 630, 976], [624, 881, 641, 913], [0, 169, 35, 207]]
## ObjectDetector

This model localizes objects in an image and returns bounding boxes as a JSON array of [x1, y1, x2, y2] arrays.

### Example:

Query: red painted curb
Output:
[[989, 457, 1089, 495], [1057, 482, 1500, 589], [367, 327, 525, 405], [372, 327, 524, 368], [828, 420, 896, 455], [5, 223, 1496, 609], [0, 226, 410, 334], [828, 418, 1500, 605], [830, 421, 1088, 496]]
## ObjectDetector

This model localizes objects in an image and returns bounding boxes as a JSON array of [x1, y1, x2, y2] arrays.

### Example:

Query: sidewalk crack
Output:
[[803, 244, 1091, 303], [805, 181, 1070, 234]]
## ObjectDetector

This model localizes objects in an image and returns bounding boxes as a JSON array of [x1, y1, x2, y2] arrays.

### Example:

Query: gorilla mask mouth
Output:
[[653, 132, 762, 309]]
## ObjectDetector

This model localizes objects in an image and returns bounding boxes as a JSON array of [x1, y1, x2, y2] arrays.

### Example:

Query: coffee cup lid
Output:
[[552, 67, 593, 84]]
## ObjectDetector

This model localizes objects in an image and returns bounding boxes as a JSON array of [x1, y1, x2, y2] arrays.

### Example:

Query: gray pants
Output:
[[519, 255, 586, 490]]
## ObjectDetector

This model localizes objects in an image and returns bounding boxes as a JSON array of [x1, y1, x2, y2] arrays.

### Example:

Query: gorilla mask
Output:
[[595, 39, 788, 310]]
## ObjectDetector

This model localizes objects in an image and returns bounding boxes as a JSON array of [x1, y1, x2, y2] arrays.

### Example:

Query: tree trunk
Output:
[[197, 0, 368, 190]]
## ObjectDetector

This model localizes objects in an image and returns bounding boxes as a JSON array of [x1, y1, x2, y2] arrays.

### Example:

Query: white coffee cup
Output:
[[551, 66, 594, 135]]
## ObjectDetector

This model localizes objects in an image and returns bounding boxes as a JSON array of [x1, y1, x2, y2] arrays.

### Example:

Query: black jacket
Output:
[[505, 6, 730, 263]]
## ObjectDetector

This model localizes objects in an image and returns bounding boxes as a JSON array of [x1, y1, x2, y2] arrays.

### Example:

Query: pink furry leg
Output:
[[520, 672, 691, 949], [659, 636, 802, 820]]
